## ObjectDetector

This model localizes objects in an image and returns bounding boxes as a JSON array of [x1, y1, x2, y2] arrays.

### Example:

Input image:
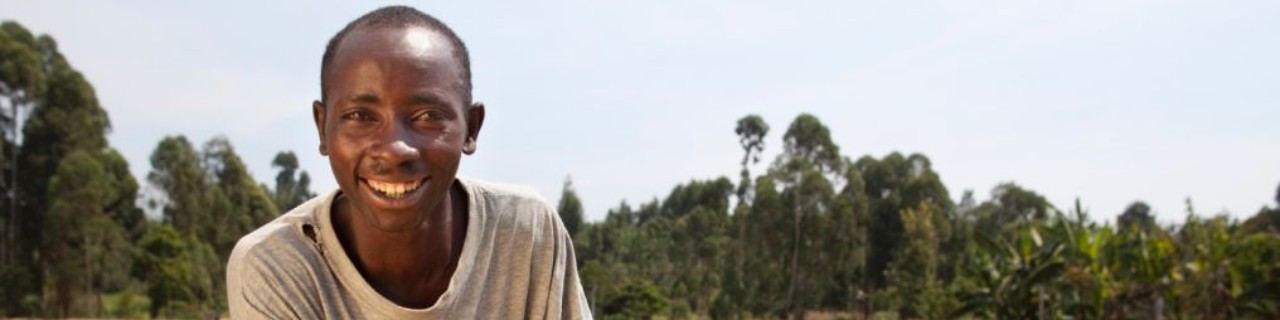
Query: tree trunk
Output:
[[787, 204, 804, 320]]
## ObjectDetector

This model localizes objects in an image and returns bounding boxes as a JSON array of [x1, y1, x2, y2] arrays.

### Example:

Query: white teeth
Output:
[[366, 179, 423, 199]]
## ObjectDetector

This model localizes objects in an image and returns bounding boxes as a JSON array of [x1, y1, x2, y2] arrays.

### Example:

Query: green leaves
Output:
[[558, 176, 584, 237], [271, 151, 315, 212]]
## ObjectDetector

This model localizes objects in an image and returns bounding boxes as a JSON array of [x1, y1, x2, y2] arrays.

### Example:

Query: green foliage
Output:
[[0, 21, 47, 107], [0, 20, 146, 317], [203, 137, 279, 259], [271, 150, 316, 212], [886, 204, 946, 319], [1118, 201, 1157, 232], [858, 152, 953, 290], [0, 20, 301, 317], [734, 114, 769, 168], [558, 176, 584, 236], [602, 280, 667, 320], [135, 222, 217, 318], [576, 114, 1280, 319], [973, 182, 1055, 237]]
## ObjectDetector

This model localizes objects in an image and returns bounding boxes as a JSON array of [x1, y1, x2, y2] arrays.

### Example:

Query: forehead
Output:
[[327, 25, 461, 80], [326, 25, 465, 103]]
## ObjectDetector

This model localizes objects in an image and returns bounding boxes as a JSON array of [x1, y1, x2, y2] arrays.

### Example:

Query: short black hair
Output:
[[320, 6, 472, 106]]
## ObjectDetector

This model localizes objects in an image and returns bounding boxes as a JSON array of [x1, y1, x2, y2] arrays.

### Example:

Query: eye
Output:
[[341, 110, 375, 121], [412, 110, 450, 122]]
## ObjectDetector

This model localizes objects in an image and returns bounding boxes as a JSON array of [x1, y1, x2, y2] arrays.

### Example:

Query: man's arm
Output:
[[532, 201, 593, 320], [550, 229, 593, 320]]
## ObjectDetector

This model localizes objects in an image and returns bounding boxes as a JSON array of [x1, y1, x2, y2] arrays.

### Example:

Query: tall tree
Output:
[[856, 152, 953, 289], [271, 151, 315, 211], [558, 176, 584, 237], [724, 114, 770, 317], [4, 23, 120, 315], [742, 176, 791, 315], [734, 114, 770, 202], [773, 113, 842, 319], [202, 137, 278, 259], [42, 151, 133, 316], [148, 136, 213, 241], [831, 159, 870, 315], [886, 203, 943, 318], [0, 21, 47, 272], [973, 182, 1055, 238], [662, 178, 733, 314]]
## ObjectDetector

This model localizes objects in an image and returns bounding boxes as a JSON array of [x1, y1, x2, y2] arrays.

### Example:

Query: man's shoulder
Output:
[[226, 193, 338, 318], [227, 194, 330, 274], [461, 177, 564, 233], [462, 176, 554, 210]]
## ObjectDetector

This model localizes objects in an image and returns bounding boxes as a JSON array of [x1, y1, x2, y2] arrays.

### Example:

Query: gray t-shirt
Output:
[[226, 177, 592, 319]]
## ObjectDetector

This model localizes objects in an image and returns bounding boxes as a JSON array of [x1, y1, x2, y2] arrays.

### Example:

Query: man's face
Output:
[[314, 25, 483, 232]]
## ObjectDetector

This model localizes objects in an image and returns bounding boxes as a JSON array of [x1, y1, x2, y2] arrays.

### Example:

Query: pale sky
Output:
[[5, 1, 1278, 224]]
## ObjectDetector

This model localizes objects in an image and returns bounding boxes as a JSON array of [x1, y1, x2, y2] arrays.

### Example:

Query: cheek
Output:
[[422, 130, 466, 169], [326, 133, 368, 181]]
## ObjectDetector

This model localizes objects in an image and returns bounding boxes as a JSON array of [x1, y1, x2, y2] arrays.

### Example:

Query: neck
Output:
[[332, 181, 469, 308]]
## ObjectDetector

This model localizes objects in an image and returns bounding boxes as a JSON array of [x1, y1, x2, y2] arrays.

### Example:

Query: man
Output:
[[226, 6, 591, 319]]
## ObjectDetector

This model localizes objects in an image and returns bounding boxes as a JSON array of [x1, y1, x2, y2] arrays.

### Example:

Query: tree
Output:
[[726, 114, 770, 316], [558, 176, 584, 237], [857, 152, 953, 290], [134, 223, 217, 318], [0, 21, 48, 273], [742, 175, 791, 316], [4, 23, 120, 316], [886, 203, 945, 319], [602, 280, 668, 319], [975, 182, 1055, 235], [1118, 201, 1157, 232], [202, 137, 278, 259], [773, 113, 842, 319], [734, 114, 770, 202], [831, 159, 870, 315], [149, 136, 213, 241], [42, 150, 132, 316], [271, 151, 315, 212]]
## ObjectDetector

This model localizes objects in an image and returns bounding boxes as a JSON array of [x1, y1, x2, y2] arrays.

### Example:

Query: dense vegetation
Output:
[[565, 113, 1280, 319], [3, 20, 1278, 319], [0, 21, 315, 318]]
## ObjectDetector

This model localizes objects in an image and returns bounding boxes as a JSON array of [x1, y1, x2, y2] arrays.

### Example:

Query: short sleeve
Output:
[[226, 231, 326, 319]]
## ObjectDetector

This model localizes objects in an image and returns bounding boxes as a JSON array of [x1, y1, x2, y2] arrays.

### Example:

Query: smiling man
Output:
[[226, 6, 591, 319]]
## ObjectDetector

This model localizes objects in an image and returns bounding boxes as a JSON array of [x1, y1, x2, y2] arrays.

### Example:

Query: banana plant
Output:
[[954, 221, 1066, 319]]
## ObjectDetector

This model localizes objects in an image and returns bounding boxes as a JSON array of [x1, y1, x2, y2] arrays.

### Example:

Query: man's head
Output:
[[320, 6, 472, 107], [313, 6, 485, 232]]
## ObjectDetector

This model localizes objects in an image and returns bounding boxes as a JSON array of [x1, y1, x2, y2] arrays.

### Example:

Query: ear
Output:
[[312, 100, 329, 156], [462, 101, 485, 155]]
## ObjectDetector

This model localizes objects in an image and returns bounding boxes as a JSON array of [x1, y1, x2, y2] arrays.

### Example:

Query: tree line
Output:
[[559, 113, 1280, 319], [0, 21, 316, 318]]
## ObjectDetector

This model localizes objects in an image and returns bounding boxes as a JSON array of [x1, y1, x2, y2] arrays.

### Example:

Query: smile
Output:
[[362, 178, 427, 199]]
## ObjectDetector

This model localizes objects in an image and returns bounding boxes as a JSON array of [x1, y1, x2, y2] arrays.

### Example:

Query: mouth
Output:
[[360, 177, 428, 200]]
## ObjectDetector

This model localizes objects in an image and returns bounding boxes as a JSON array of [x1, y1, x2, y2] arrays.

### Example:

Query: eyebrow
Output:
[[406, 93, 453, 108], [344, 92, 381, 104], [341, 92, 455, 108]]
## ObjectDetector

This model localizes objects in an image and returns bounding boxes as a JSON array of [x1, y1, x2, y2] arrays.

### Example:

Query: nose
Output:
[[367, 124, 421, 175]]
